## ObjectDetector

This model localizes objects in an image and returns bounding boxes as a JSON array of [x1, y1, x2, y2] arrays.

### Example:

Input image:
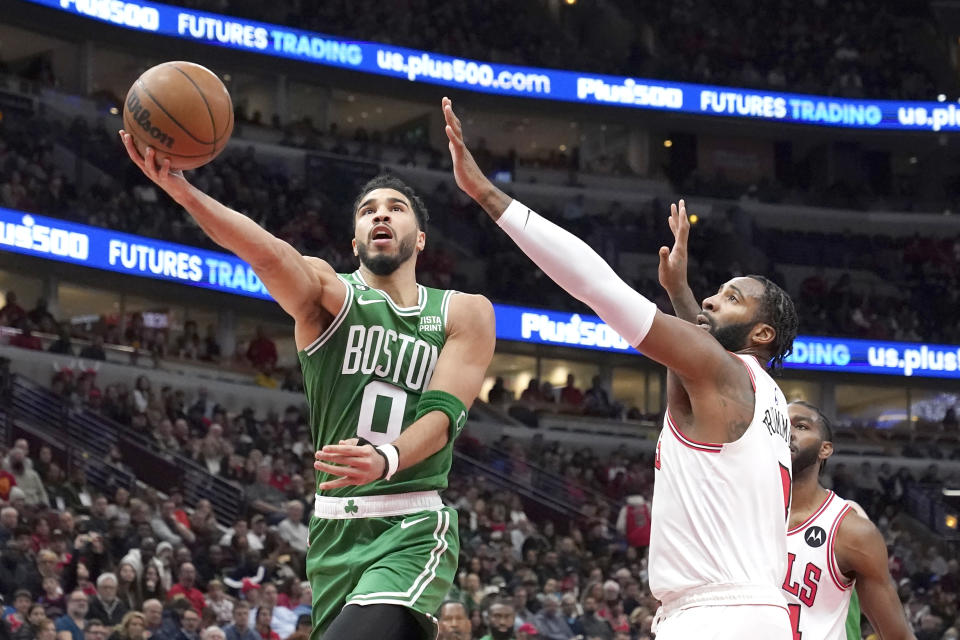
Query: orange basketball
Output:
[[122, 61, 234, 171]]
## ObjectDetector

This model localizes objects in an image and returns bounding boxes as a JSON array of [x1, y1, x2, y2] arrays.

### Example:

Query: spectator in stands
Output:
[[519, 379, 544, 405], [139, 601, 163, 638], [487, 377, 512, 405], [532, 595, 572, 640], [482, 600, 515, 640], [1, 291, 27, 327], [55, 590, 88, 640], [583, 377, 615, 418], [515, 623, 537, 640], [559, 595, 579, 633], [245, 328, 276, 373], [437, 601, 472, 640], [78, 336, 106, 362], [251, 608, 276, 640], [223, 602, 256, 640], [114, 563, 140, 612], [6, 449, 48, 507], [244, 466, 284, 519], [576, 596, 612, 640], [161, 607, 199, 640], [105, 612, 144, 640], [28, 299, 57, 333], [558, 375, 583, 411], [251, 584, 295, 639], [82, 620, 106, 640], [0, 506, 18, 546], [5, 590, 33, 633], [218, 520, 259, 553], [203, 581, 231, 627], [511, 586, 535, 629], [273, 502, 307, 555], [150, 501, 194, 547], [198, 628, 224, 640], [165, 563, 204, 615], [47, 324, 73, 355], [287, 583, 310, 620], [87, 574, 128, 627]]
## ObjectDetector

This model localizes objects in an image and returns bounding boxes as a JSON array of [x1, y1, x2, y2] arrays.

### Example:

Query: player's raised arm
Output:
[[442, 98, 737, 384], [658, 200, 701, 324], [119, 131, 343, 344], [835, 513, 916, 640]]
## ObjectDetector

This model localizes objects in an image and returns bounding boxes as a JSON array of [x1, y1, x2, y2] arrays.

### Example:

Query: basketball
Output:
[[122, 61, 234, 171]]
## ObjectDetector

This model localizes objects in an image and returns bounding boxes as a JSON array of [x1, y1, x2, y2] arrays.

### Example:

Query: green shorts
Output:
[[306, 505, 459, 639]]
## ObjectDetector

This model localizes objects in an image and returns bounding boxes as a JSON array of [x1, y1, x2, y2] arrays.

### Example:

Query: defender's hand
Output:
[[119, 130, 190, 200], [658, 199, 691, 294], [442, 97, 492, 202], [314, 439, 386, 490]]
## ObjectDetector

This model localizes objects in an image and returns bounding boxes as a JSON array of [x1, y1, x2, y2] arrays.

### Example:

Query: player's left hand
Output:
[[314, 438, 386, 489], [657, 199, 691, 295], [442, 97, 491, 202]]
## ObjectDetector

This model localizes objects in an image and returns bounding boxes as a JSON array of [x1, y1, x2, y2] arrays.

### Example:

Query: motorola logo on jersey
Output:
[[805, 526, 827, 548]]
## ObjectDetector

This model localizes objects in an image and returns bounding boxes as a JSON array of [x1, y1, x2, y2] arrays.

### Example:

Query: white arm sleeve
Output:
[[496, 199, 658, 346]]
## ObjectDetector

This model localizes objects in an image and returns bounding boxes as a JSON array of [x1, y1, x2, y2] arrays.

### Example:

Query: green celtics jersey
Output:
[[298, 270, 459, 497], [845, 588, 861, 640]]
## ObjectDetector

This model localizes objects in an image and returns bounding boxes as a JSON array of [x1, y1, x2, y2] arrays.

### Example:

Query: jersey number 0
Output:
[[356, 380, 407, 444]]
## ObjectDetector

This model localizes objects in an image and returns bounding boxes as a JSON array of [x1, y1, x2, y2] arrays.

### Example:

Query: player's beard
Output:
[[709, 319, 757, 353], [792, 441, 822, 476], [356, 233, 417, 276]]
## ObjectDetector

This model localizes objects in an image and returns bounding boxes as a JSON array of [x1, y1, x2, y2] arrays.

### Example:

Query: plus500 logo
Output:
[[0, 215, 89, 260], [59, 0, 160, 31]]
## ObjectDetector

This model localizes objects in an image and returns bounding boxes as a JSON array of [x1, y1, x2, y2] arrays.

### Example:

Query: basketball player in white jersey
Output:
[[444, 98, 796, 638], [784, 401, 914, 640], [653, 201, 914, 640]]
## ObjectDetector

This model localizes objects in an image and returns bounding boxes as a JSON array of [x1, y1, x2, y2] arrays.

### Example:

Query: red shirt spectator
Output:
[[167, 562, 206, 613], [560, 374, 584, 407], [246, 327, 278, 371], [0, 469, 15, 500], [0, 291, 26, 327]]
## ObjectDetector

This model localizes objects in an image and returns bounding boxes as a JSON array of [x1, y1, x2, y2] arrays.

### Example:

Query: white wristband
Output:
[[377, 444, 399, 481]]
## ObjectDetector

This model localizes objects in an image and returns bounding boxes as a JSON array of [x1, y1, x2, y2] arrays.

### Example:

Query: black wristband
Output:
[[370, 446, 390, 480]]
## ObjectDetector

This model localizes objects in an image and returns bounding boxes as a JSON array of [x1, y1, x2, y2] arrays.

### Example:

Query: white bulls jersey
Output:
[[782, 491, 855, 640], [649, 353, 793, 608]]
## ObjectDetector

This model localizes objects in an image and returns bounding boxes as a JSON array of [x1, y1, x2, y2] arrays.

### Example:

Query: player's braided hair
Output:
[[353, 174, 430, 233], [746, 275, 798, 374]]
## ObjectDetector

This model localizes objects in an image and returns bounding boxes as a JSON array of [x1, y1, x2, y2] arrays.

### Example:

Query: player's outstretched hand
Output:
[[119, 130, 190, 200], [658, 199, 691, 295], [314, 439, 387, 490], [442, 97, 492, 202]]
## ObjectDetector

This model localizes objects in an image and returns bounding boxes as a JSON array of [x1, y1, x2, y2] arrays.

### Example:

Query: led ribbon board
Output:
[[2, 205, 957, 378], [20, 0, 960, 131], [495, 304, 960, 379], [0, 206, 271, 299]]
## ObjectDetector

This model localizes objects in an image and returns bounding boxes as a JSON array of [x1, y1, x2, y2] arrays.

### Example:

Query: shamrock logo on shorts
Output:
[[344, 499, 359, 514]]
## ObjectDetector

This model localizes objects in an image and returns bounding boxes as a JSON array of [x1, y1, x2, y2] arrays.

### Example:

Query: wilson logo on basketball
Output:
[[126, 90, 175, 149]]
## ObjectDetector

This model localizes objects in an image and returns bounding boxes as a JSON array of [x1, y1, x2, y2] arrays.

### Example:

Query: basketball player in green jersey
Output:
[[120, 132, 496, 640]]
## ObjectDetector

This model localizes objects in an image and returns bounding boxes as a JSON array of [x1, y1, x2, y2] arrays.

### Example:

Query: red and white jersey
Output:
[[649, 353, 792, 607], [782, 491, 855, 640]]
